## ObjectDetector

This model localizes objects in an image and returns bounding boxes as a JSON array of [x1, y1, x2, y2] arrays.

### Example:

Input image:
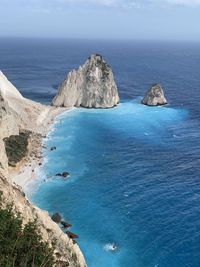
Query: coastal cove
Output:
[[27, 99, 196, 267], [1, 39, 200, 267]]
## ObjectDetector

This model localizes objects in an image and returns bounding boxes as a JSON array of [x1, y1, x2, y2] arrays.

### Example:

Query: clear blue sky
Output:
[[0, 0, 200, 41]]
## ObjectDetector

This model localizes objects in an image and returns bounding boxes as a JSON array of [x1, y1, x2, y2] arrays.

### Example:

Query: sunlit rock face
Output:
[[52, 54, 120, 108], [142, 84, 167, 106], [0, 90, 19, 139]]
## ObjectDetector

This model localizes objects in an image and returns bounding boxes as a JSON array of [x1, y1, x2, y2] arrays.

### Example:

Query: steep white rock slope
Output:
[[52, 54, 120, 108], [0, 71, 87, 267]]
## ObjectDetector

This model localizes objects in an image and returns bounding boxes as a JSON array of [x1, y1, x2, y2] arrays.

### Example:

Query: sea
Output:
[[0, 38, 200, 267]]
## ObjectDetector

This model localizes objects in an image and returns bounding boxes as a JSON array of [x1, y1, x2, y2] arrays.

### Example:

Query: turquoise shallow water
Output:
[[28, 99, 199, 267]]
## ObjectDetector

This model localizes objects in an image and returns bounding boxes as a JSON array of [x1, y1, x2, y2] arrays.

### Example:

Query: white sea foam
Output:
[[24, 165, 47, 198], [103, 243, 118, 252]]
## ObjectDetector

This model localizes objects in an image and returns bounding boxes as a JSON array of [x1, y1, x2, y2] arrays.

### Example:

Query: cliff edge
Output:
[[0, 71, 87, 267]]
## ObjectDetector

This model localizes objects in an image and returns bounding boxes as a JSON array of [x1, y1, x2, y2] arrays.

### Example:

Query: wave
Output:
[[103, 243, 119, 253]]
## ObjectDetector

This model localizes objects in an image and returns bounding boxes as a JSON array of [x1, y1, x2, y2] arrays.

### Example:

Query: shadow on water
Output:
[[28, 100, 199, 267]]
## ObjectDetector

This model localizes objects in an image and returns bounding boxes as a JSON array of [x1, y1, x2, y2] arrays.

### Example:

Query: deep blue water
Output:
[[1, 38, 200, 267]]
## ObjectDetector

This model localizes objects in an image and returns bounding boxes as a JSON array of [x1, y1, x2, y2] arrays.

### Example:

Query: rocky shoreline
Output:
[[10, 111, 66, 188], [0, 53, 169, 266], [0, 52, 123, 265], [0, 71, 87, 267]]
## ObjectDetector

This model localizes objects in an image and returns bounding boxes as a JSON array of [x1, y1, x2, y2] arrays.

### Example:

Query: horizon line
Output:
[[1, 36, 200, 43]]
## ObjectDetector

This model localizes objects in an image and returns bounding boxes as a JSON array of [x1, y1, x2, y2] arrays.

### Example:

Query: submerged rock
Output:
[[62, 172, 70, 178], [142, 84, 167, 106], [56, 172, 70, 178], [61, 221, 72, 229], [66, 231, 79, 239], [52, 54, 120, 108], [51, 213, 62, 223]]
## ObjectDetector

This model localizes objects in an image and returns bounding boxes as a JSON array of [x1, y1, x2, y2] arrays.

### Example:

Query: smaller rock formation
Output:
[[51, 213, 62, 223], [66, 231, 79, 239], [56, 172, 70, 178], [52, 54, 120, 108], [61, 221, 72, 229], [142, 84, 167, 106]]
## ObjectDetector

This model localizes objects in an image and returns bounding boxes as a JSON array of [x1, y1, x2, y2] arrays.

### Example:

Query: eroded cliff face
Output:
[[0, 90, 19, 139], [52, 54, 120, 108], [0, 87, 19, 173], [0, 71, 87, 267], [0, 139, 8, 172], [0, 172, 86, 267], [0, 71, 60, 134]]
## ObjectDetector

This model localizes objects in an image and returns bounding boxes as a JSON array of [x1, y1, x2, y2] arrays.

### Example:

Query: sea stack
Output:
[[52, 54, 120, 108], [142, 84, 167, 106]]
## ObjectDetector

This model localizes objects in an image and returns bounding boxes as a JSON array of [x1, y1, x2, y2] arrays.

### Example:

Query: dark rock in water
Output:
[[62, 172, 70, 178], [142, 84, 167, 106], [61, 221, 72, 228], [52, 54, 120, 109], [51, 213, 62, 223], [66, 231, 79, 239], [56, 172, 70, 178], [50, 146, 56, 151]]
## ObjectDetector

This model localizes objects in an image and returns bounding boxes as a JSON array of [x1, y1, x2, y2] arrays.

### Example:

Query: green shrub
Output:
[[0, 197, 54, 267], [3, 131, 30, 167]]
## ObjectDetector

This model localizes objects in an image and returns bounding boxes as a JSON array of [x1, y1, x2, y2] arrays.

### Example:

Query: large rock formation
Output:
[[52, 54, 120, 108], [142, 84, 167, 106]]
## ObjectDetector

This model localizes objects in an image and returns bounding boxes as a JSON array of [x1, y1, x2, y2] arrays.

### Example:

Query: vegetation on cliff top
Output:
[[3, 131, 30, 167], [0, 194, 54, 267]]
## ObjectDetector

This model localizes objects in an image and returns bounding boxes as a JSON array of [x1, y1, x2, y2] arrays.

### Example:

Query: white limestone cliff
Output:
[[0, 71, 57, 134], [0, 71, 87, 267], [52, 54, 120, 108]]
